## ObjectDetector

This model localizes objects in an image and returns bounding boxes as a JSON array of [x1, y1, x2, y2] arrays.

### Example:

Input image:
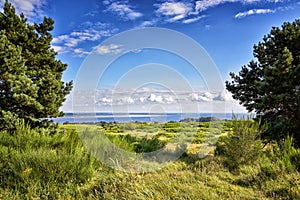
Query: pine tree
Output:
[[0, 1, 72, 129], [226, 19, 300, 146]]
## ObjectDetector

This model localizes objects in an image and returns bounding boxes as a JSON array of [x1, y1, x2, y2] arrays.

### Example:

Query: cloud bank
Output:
[[63, 88, 247, 113]]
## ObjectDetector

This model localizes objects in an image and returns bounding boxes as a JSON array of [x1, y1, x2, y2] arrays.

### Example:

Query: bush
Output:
[[218, 119, 265, 171], [163, 122, 180, 133], [260, 160, 278, 180], [214, 135, 229, 156], [106, 133, 166, 153], [267, 136, 300, 173]]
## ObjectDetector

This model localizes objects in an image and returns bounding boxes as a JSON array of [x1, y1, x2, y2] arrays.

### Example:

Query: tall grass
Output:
[[0, 120, 299, 199], [0, 120, 97, 199]]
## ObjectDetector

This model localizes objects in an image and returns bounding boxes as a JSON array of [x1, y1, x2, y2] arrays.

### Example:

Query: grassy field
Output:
[[0, 120, 299, 199]]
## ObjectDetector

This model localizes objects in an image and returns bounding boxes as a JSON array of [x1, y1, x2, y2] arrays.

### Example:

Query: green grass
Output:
[[0, 120, 299, 199], [0, 122, 98, 199]]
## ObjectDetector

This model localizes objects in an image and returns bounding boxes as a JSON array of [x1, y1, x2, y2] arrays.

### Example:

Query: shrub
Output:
[[163, 122, 180, 133], [260, 160, 278, 179], [218, 119, 265, 171], [214, 135, 229, 156], [267, 136, 300, 173]]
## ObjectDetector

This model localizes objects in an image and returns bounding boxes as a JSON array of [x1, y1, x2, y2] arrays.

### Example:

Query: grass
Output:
[[0, 119, 299, 199], [0, 122, 98, 199]]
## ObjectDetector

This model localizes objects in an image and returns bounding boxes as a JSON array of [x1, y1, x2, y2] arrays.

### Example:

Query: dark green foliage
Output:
[[105, 133, 166, 153], [226, 19, 300, 145], [162, 121, 180, 133], [180, 116, 220, 122], [100, 122, 123, 133], [192, 129, 206, 144], [154, 131, 176, 140], [0, 110, 22, 131], [214, 135, 229, 156], [0, 1, 72, 128]]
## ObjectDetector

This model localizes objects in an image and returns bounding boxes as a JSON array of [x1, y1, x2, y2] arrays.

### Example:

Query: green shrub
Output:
[[214, 135, 229, 156], [192, 130, 206, 144], [106, 133, 166, 153], [163, 122, 180, 133], [100, 122, 123, 133], [260, 161, 277, 179], [291, 152, 300, 171], [267, 136, 300, 173], [218, 119, 265, 171]]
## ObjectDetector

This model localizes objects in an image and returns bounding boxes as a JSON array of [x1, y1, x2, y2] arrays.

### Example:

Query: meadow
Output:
[[0, 119, 299, 199]]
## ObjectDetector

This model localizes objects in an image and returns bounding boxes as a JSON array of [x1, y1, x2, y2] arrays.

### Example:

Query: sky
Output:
[[1, 0, 300, 114]]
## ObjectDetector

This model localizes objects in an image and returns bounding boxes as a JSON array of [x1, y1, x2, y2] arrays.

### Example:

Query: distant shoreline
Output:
[[50, 112, 254, 124]]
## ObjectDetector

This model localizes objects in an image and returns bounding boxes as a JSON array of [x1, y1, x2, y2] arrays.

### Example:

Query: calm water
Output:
[[50, 113, 252, 123]]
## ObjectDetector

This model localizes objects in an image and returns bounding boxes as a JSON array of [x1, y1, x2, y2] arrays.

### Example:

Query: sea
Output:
[[50, 113, 253, 124]]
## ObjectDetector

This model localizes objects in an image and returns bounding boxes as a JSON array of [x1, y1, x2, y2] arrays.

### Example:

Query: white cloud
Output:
[[155, 2, 193, 23], [65, 38, 79, 47], [51, 23, 114, 56], [190, 93, 199, 101], [52, 35, 69, 44], [105, 1, 142, 21], [190, 92, 213, 102], [200, 91, 213, 99], [102, 97, 112, 103], [213, 91, 232, 101], [189, 91, 232, 102], [1, 0, 47, 18], [121, 97, 134, 104], [164, 96, 175, 104], [195, 0, 272, 12], [235, 8, 274, 18], [52, 45, 64, 53], [140, 21, 154, 27], [156, 2, 192, 16], [199, 96, 212, 101], [94, 44, 123, 55], [153, 0, 283, 23], [139, 20, 158, 27], [196, 0, 225, 12], [96, 97, 113, 106], [139, 97, 146, 102], [147, 94, 163, 103], [73, 48, 90, 57], [183, 15, 205, 24]]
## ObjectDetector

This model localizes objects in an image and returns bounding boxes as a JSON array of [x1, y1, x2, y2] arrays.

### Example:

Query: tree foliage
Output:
[[0, 1, 72, 129], [226, 19, 300, 145]]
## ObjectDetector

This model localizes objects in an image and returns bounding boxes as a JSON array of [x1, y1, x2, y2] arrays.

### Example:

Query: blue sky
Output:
[[2, 0, 300, 113]]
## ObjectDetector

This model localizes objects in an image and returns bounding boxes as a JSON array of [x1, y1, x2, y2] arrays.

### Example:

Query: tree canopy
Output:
[[226, 19, 300, 146], [0, 1, 72, 129]]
